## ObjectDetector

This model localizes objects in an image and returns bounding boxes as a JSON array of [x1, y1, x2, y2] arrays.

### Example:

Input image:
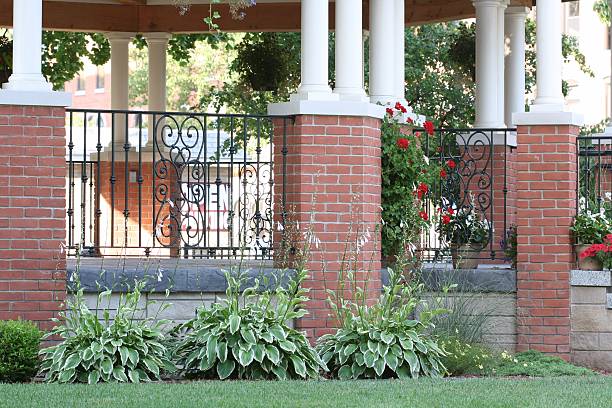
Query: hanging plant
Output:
[[233, 33, 293, 93]]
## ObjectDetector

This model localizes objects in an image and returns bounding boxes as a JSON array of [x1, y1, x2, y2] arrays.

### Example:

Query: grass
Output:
[[1, 377, 611, 408], [491, 350, 597, 377]]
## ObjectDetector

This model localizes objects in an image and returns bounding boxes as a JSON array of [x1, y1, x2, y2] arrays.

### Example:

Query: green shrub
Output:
[[317, 266, 446, 379], [39, 280, 174, 383], [438, 337, 494, 376], [173, 267, 325, 380], [0, 320, 42, 383], [491, 350, 597, 377]]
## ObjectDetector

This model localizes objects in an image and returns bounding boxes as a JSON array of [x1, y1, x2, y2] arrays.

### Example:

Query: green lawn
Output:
[[1, 377, 611, 408]]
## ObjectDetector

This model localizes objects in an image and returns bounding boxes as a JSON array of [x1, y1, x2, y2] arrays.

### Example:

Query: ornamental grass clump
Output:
[[317, 229, 447, 380], [173, 226, 325, 380], [39, 278, 174, 384]]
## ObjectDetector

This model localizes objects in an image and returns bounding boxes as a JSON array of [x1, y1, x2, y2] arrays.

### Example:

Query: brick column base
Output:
[[273, 115, 382, 340], [516, 124, 578, 359], [0, 105, 67, 331]]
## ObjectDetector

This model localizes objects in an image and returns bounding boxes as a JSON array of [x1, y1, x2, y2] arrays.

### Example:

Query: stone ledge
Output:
[[381, 265, 516, 293], [570, 270, 612, 287], [67, 258, 294, 293]]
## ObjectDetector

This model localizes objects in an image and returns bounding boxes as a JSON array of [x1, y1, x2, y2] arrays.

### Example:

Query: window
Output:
[[568, 2, 579, 17], [95, 66, 105, 90], [565, 2, 580, 35], [76, 74, 85, 92]]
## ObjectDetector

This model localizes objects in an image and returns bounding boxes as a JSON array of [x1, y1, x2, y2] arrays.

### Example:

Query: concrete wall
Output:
[[570, 270, 612, 371]]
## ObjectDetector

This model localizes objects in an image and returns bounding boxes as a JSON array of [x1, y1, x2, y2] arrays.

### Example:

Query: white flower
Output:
[[606, 192, 612, 201]]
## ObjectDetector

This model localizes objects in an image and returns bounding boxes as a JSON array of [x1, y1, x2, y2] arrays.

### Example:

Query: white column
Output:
[[107, 33, 133, 147], [295, 0, 336, 100], [369, 0, 395, 104], [393, 0, 406, 103], [145, 33, 170, 113], [2, 0, 51, 91], [473, 0, 504, 127], [497, 1, 507, 127], [531, 0, 565, 112], [144, 33, 170, 151], [504, 7, 528, 126], [333, 0, 367, 101]]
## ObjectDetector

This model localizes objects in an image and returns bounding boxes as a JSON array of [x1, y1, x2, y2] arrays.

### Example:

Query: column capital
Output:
[[105, 32, 136, 43], [472, 0, 507, 7], [505, 6, 529, 17], [143, 33, 173, 45]]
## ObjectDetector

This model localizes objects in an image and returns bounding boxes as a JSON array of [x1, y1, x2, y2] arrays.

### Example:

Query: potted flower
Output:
[[579, 234, 612, 271], [570, 201, 611, 270], [439, 204, 490, 269]]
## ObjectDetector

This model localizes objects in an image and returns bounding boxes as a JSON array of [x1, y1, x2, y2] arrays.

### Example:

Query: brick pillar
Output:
[[0, 105, 67, 331], [273, 115, 382, 340], [516, 124, 579, 359]]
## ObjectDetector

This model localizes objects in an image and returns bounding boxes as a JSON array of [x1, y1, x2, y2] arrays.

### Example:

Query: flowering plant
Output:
[[381, 101, 440, 260], [579, 234, 612, 269], [438, 203, 490, 247], [570, 198, 612, 244]]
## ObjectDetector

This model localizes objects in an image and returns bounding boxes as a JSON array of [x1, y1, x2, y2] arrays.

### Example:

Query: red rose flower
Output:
[[448, 208, 455, 215], [407, 117, 414, 124], [440, 169, 447, 178], [419, 211, 429, 221], [442, 215, 451, 225], [394, 102, 407, 113], [414, 131, 421, 137], [446, 159, 456, 169], [396, 138, 409, 149], [424, 121, 435, 136], [386, 108, 394, 117]]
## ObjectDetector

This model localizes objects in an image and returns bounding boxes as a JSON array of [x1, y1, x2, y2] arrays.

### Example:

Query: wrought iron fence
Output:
[[417, 128, 517, 263], [65, 108, 291, 259], [577, 135, 612, 213]]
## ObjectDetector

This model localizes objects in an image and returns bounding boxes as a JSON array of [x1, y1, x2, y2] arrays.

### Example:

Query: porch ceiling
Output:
[[0, 0, 534, 33]]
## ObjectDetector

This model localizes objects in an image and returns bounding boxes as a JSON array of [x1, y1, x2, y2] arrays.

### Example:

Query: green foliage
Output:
[[570, 206, 612, 244], [39, 280, 174, 384], [202, 32, 300, 115], [41, 32, 111, 90], [502, 224, 517, 268], [594, 0, 611, 24], [233, 33, 296, 92], [0, 320, 42, 383], [173, 267, 325, 380], [439, 205, 490, 247], [318, 256, 447, 379], [438, 337, 493, 376], [381, 107, 439, 260], [491, 350, 596, 377], [406, 24, 475, 127]]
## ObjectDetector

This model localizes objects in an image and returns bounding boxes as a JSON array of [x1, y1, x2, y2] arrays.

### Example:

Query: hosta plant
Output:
[[39, 279, 174, 384], [318, 250, 447, 379], [173, 265, 326, 380]]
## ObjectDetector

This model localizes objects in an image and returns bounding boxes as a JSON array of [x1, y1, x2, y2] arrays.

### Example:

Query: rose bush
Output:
[[381, 102, 441, 262]]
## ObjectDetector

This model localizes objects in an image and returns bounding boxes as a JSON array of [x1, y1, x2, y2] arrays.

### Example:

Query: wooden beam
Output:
[[0, 0, 535, 33]]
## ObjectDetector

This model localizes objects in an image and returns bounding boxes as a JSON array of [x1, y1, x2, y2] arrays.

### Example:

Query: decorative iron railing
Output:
[[418, 128, 517, 263], [65, 108, 291, 259], [577, 134, 612, 213]]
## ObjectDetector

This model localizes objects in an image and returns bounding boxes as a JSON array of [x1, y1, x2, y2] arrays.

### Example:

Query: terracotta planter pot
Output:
[[575, 244, 603, 271], [451, 244, 480, 270]]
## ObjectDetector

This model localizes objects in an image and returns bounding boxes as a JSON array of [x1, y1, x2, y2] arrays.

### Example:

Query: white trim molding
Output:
[[267, 100, 386, 119], [0, 89, 72, 107]]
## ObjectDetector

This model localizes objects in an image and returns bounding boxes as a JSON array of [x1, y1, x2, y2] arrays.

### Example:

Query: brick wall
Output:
[[515, 124, 579, 359], [0, 105, 67, 331], [273, 115, 382, 340]]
